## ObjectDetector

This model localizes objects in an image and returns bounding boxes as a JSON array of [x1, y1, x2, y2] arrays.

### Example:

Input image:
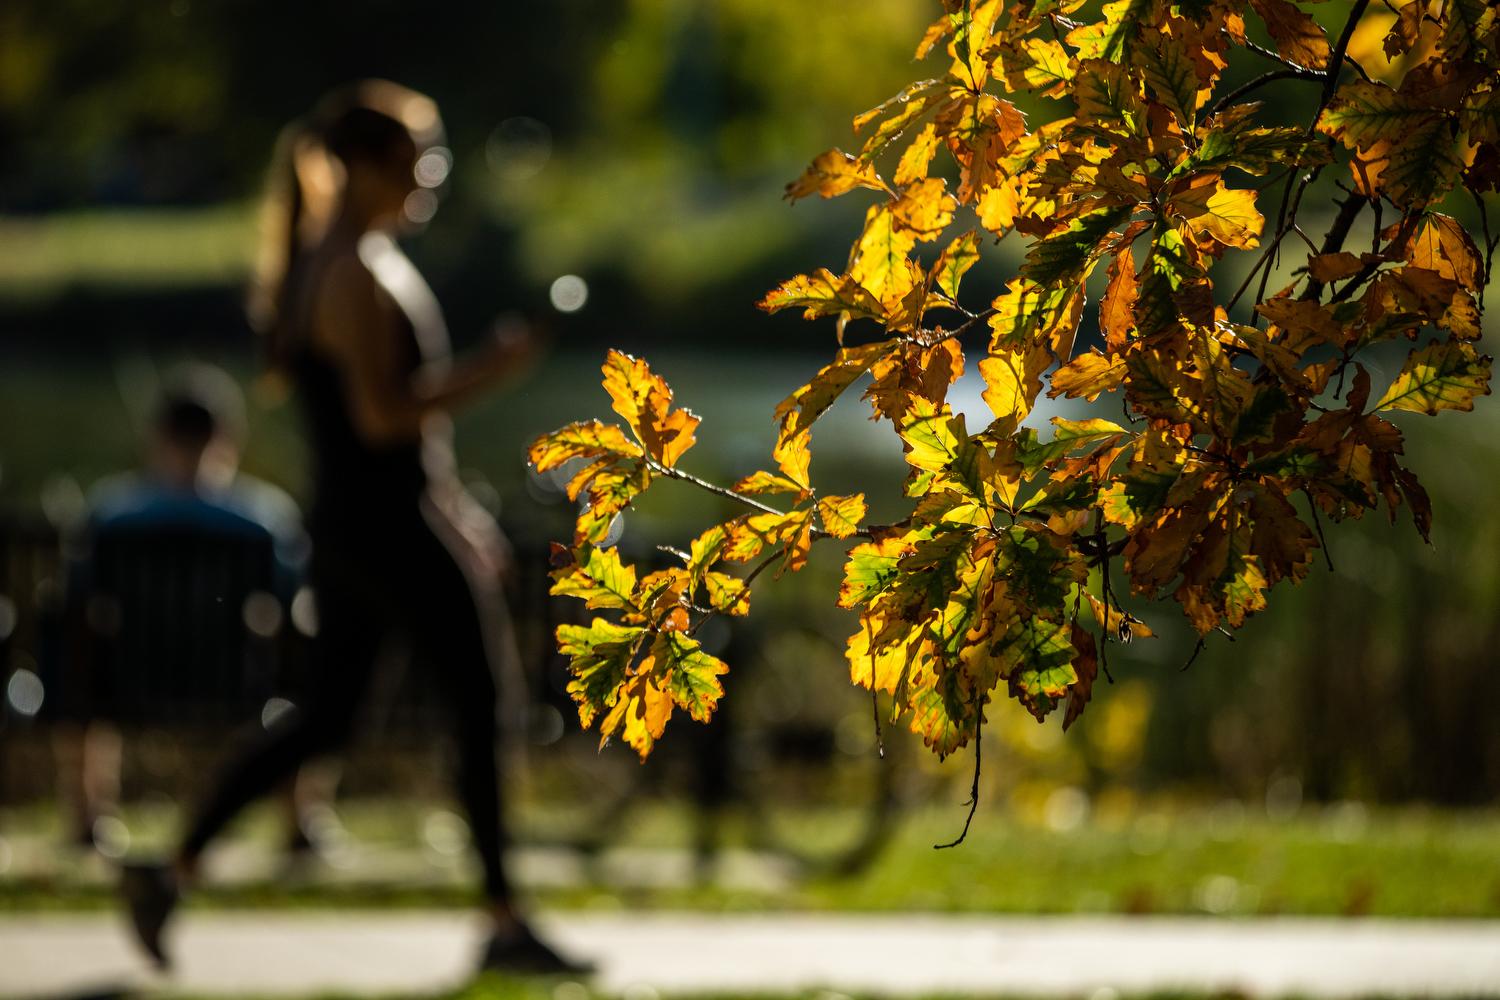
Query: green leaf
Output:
[[1000, 617, 1077, 722], [1376, 340, 1493, 415], [652, 631, 729, 723], [558, 619, 647, 729], [1022, 204, 1135, 287], [551, 545, 639, 611], [1173, 123, 1329, 179], [1135, 34, 1198, 130], [1317, 82, 1435, 151], [839, 536, 908, 609], [1071, 59, 1144, 137], [1380, 115, 1468, 209]]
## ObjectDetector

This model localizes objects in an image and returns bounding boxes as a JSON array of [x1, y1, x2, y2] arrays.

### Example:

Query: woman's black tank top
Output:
[[288, 260, 431, 541], [293, 347, 427, 541]]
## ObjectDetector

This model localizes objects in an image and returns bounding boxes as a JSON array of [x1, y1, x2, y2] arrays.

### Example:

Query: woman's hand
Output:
[[483, 313, 543, 380]]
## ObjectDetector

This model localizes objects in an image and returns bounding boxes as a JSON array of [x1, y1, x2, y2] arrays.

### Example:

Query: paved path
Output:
[[4, 912, 1500, 998]]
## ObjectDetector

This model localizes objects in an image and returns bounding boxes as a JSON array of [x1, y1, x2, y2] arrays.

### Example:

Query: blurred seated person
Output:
[[54, 364, 325, 854]]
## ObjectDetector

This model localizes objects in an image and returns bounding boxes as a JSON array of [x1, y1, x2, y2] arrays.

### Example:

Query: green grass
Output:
[[3, 798, 1499, 918], [0, 205, 256, 300]]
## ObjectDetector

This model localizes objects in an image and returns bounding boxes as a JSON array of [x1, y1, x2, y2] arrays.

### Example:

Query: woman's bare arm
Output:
[[313, 254, 532, 445]]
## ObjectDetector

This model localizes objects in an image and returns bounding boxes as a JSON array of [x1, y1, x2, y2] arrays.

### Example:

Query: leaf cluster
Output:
[[532, 0, 1497, 767]]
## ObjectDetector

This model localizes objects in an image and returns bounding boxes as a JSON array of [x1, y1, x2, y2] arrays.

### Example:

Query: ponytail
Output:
[[249, 81, 443, 373], [250, 121, 339, 373]]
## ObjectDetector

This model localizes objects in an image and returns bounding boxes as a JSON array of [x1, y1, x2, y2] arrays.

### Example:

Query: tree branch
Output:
[[648, 460, 785, 517], [1205, 67, 1323, 120], [934, 712, 982, 849], [1299, 191, 1368, 301]]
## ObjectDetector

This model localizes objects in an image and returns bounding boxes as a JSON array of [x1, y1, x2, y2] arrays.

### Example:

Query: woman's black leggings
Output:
[[180, 511, 511, 901]]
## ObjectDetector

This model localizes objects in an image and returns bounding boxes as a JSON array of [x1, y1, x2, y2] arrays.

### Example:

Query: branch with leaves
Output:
[[530, 0, 1498, 830]]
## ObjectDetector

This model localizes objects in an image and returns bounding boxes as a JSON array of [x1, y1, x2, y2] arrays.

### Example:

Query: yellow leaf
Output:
[[1376, 340, 1493, 415], [599, 350, 701, 468], [846, 614, 920, 695], [895, 123, 943, 186], [976, 176, 1023, 235], [599, 670, 673, 760], [757, 268, 885, 323], [733, 469, 806, 497], [528, 420, 642, 473], [891, 177, 956, 238], [1047, 352, 1128, 401], [1406, 214, 1482, 291], [817, 493, 868, 539], [979, 344, 1051, 426], [850, 205, 919, 307], [1169, 181, 1264, 249], [784, 148, 887, 202], [773, 427, 813, 490]]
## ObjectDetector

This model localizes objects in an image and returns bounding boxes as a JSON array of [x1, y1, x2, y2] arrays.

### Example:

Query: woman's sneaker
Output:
[[478, 921, 594, 976], [120, 862, 178, 969]]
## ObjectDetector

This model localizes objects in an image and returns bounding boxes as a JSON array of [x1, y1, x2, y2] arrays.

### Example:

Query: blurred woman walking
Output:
[[122, 80, 588, 976]]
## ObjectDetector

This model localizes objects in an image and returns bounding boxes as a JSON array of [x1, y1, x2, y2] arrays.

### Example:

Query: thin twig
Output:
[[1242, 39, 1316, 73], [924, 305, 1001, 346], [934, 712, 982, 850], [1205, 67, 1322, 120], [1299, 192, 1368, 301], [1304, 488, 1335, 573], [1180, 637, 1207, 672], [1251, 0, 1371, 320], [686, 548, 781, 636], [650, 460, 784, 517]]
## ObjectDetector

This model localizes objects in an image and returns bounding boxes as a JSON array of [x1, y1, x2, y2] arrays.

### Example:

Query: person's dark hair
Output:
[[153, 363, 247, 451], [249, 81, 445, 371]]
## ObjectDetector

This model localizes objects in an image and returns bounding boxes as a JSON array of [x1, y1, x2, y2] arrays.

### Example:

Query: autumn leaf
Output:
[[599, 669, 674, 760], [892, 177, 957, 237], [734, 469, 807, 497], [1250, 0, 1331, 70], [1168, 180, 1264, 249], [758, 268, 886, 324], [558, 618, 646, 730], [1317, 82, 1435, 151], [1072, 59, 1145, 137], [528, 419, 642, 472], [600, 350, 701, 468], [818, 493, 868, 539], [550, 545, 638, 612], [1048, 352, 1128, 401], [785, 148, 887, 201], [1135, 31, 1199, 130], [1376, 340, 1493, 414], [979, 343, 1050, 426], [930, 230, 982, 301]]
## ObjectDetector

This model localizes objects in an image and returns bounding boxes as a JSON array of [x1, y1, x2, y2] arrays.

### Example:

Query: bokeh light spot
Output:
[[261, 696, 296, 729], [5, 668, 44, 717], [414, 147, 452, 188], [549, 274, 589, 313], [486, 117, 552, 182], [404, 189, 439, 225]]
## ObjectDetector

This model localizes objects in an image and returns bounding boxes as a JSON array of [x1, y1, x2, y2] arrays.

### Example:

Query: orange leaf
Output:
[[785, 148, 887, 202]]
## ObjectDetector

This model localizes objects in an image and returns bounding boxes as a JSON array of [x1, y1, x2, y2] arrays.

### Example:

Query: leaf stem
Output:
[[648, 459, 785, 517], [934, 711, 982, 850], [1205, 68, 1323, 120]]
